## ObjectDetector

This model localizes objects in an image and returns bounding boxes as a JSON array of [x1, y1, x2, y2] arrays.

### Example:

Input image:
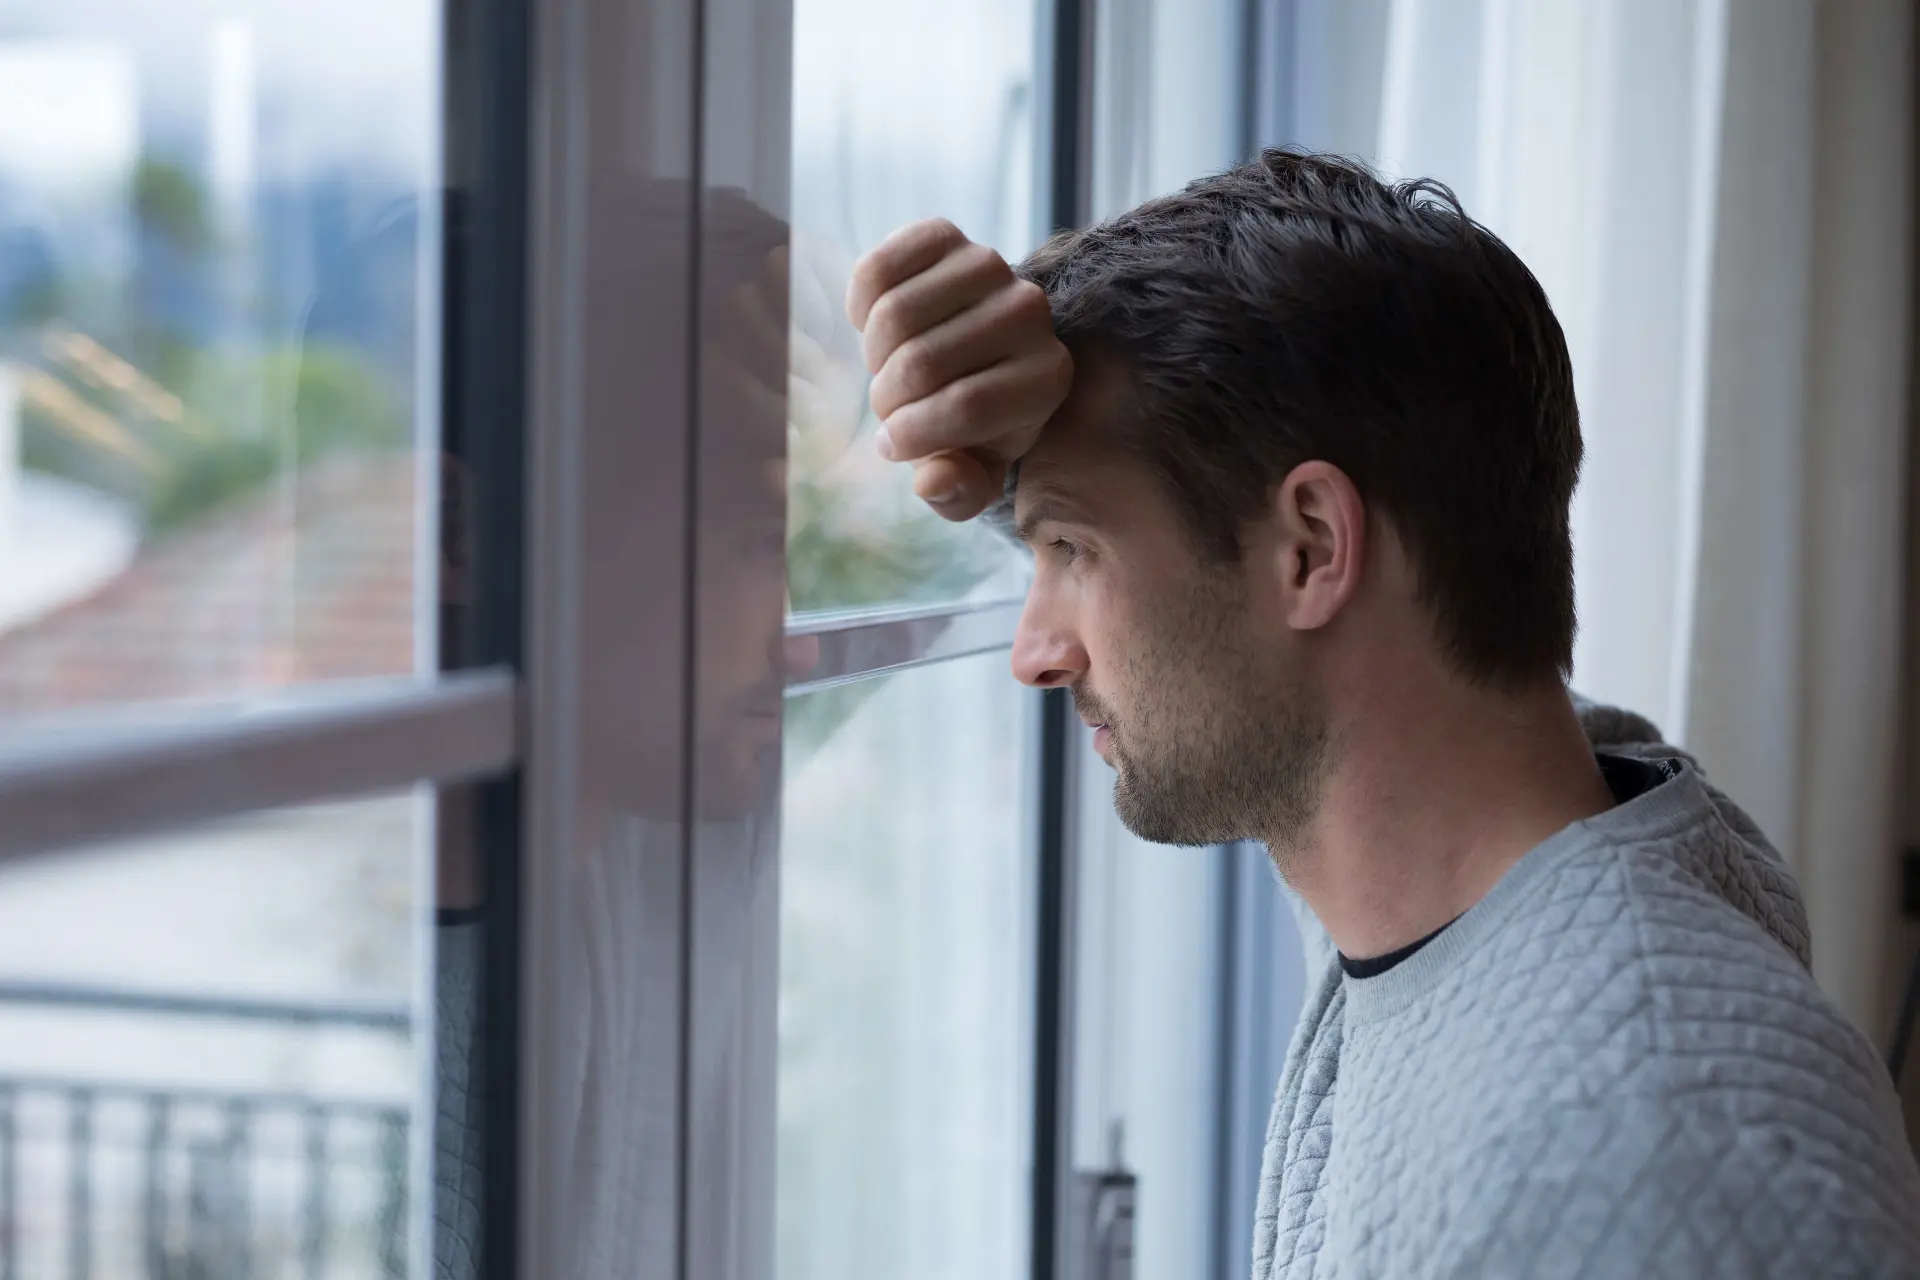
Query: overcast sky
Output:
[[2, 0, 437, 182], [1, 0, 1035, 187]]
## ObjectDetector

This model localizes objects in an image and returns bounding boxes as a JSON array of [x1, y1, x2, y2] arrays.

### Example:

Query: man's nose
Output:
[[1011, 594, 1086, 689]]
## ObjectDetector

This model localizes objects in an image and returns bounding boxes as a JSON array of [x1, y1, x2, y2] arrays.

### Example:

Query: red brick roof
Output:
[[0, 453, 418, 715]]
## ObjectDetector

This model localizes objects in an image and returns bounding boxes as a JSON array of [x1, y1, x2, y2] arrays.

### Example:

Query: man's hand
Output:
[[847, 219, 1073, 520]]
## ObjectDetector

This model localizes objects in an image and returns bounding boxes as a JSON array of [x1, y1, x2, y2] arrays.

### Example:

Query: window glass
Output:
[[785, 0, 1038, 617], [778, 651, 1032, 1278], [0, 2, 438, 717], [1068, 724, 1231, 1279], [0, 789, 431, 1276]]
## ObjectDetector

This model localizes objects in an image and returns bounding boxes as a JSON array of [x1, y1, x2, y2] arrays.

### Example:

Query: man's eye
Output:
[[1050, 537, 1085, 563]]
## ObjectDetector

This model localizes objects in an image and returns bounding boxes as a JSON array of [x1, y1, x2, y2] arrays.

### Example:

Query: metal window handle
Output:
[[1071, 1166, 1136, 1280]]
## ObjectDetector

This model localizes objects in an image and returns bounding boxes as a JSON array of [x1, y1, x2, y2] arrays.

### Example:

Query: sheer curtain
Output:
[[1273, 0, 1914, 1044]]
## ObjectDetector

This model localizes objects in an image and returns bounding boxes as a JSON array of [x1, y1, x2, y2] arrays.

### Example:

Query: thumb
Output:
[[912, 450, 1004, 522]]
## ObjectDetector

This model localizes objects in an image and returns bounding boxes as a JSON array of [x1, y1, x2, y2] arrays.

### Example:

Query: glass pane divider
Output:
[[0, 668, 517, 864], [0, 979, 412, 1032], [783, 595, 1026, 637], [784, 598, 1023, 694]]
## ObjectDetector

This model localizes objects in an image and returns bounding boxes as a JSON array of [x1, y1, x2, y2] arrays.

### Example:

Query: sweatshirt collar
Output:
[[1340, 758, 1710, 1025]]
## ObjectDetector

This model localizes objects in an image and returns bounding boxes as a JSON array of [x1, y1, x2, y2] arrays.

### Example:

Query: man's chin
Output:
[[1110, 772, 1209, 847], [1112, 752, 1266, 846], [1113, 804, 1218, 847]]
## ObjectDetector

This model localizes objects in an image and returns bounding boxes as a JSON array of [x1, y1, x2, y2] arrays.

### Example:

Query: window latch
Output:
[[1071, 1121, 1136, 1280]]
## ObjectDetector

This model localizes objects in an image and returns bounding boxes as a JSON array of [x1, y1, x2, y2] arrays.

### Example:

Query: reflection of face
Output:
[[697, 226, 824, 820], [563, 180, 820, 827], [1011, 366, 1328, 848], [696, 457, 819, 820]]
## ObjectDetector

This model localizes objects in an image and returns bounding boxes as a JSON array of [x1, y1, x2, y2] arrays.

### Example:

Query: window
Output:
[[779, 654, 1033, 1278], [0, 2, 440, 717], [776, 1, 1052, 1276], [0, 791, 426, 1276], [786, 0, 1039, 617], [0, 2, 515, 1278]]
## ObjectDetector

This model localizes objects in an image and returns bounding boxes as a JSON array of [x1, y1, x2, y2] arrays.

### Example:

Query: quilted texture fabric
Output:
[[1252, 702, 1920, 1278]]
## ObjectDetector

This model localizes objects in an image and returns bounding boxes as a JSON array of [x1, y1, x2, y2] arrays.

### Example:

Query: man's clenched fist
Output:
[[846, 218, 1074, 520]]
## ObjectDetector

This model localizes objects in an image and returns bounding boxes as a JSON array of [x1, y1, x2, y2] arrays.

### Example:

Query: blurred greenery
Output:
[[144, 344, 408, 532], [2, 272, 59, 330], [782, 447, 1013, 761], [787, 483, 999, 614], [132, 156, 215, 257], [16, 339, 409, 534], [10, 153, 409, 538]]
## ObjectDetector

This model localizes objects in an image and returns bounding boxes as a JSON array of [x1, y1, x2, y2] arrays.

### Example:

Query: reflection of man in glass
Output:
[[851, 150, 1920, 1276], [420, 179, 838, 1280]]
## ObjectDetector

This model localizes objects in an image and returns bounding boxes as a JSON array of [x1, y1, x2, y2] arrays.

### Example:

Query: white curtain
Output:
[[1283, 0, 1913, 1041]]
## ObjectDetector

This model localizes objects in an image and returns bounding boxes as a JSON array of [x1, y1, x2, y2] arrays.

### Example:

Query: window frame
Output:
[[0, 671, 516, 863]]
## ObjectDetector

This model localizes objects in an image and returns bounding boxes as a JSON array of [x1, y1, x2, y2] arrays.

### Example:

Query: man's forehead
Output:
[[1013, 359, 1132, 514], [1013, 425, 1111, 519], [1011, 462, 1092, 522]]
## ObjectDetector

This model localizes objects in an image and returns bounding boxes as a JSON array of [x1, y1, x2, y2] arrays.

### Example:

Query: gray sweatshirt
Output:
[[1253, 701, 1920, 1278]]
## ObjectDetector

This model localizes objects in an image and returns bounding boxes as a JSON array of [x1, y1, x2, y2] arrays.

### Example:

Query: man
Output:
[[849, 149, 1920, 1276]]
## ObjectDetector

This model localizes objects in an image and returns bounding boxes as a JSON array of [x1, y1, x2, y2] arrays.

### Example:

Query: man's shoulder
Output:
[[1489, 760, 1816, 1021], [1418, 805, 1881, 1140], [1488, 811, 1863, 1093], [1440, 831, 1920, 1266]]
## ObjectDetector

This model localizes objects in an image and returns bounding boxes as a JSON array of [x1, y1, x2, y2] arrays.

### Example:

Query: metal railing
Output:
[[0, 982, 415, 1280]]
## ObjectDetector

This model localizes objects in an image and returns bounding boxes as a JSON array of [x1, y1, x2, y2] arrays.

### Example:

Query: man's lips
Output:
[[1074, 693, 1115, 758]]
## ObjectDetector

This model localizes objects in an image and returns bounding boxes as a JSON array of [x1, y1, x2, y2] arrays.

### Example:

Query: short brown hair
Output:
[[1018, 148, 1582, 686]]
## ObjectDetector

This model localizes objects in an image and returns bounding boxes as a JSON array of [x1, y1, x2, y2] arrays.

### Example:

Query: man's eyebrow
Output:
[[1012, 504, 1056, 546], [1011, 482, 1086, 545]]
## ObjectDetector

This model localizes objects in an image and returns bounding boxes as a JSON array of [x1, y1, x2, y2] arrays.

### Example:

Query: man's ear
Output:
[[1266, 460, 1366, 632]]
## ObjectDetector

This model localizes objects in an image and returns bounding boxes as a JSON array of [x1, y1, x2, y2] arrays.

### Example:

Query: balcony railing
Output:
[[0, 981, 415, 1280]]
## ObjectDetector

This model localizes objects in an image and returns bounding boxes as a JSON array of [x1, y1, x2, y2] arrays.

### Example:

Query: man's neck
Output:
[[1272, 676, 1613, 962]]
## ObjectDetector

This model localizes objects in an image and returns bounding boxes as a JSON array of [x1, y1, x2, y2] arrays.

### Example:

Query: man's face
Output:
[[1011, 366, 1328, 848]]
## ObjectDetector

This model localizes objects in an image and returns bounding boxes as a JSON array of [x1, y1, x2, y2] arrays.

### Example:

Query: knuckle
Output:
[[912, 452, 964, 495], [867, 367, 900, 417], [847, 260, 883, 319], [884, 404, 929, 456], [864, 292, 902, 347], [1044, 342, 1074, 388], [961, 240, 1009, 279], [1010, 277, 1053, 321], [922, 217, 965, 247], [946, 375, 989, 425], [893, 337, 939, 391]]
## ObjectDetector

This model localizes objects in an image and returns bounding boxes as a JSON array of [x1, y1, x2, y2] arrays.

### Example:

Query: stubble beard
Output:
[[1091, 578, 1329, 849], [1108, 691, 1327, 848]]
